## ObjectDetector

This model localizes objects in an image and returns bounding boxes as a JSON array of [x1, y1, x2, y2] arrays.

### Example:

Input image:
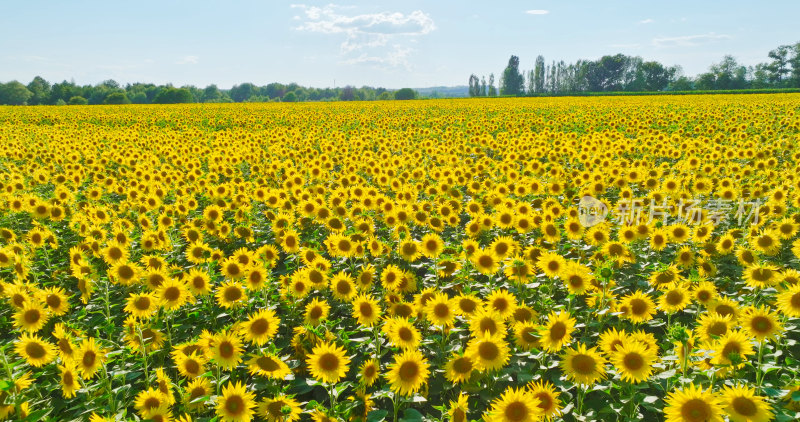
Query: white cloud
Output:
[[175, 55, 199, 65], [638, 18, 654, 24], [652, 32, 731, 47], [292, 4, 434, 68], [525, 9, 549, 15]]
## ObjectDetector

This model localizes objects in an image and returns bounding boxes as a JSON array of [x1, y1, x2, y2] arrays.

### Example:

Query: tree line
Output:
[[0, 79, 419, 106], [470, 41, 800, 96]]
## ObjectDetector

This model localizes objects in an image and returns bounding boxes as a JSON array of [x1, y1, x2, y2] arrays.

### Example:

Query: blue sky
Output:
[[1, 1, 798, 89]]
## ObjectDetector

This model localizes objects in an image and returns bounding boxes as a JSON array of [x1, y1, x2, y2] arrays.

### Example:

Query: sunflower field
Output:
[[1, 95, 800, 422]]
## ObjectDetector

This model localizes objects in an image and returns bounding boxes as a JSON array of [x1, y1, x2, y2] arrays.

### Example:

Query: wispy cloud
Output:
[[525, 9, 549, 15], [175, 55, 199, 65], [292, 4, 434, 68], [638, 18, 654, 24], [652, 32, 730, 47]]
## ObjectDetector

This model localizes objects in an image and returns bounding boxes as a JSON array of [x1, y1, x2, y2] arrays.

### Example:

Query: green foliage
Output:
[[394, 88, 417, 100], [0, 81, 33, 105], [500, 55, 524, 96], [67, 95, 88, 105], [152, 87, 193, 104], [103, 92, 131, 105]]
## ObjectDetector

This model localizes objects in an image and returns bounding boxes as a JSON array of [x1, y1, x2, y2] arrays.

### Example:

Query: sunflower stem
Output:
[[136, 325, 150, 383], [755, 340, 765, 394]]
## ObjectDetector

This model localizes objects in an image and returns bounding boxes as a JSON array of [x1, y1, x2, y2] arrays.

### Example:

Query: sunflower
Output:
[[664, 384, 724, 422], [598, 327, 630, 356], [240, 309, 280, 345], [304, 298, 331, 326], [560, 343, 607, 385], [76, 337, 105, 379], [306, 341, 350, 384], [178, 272, 209, 300], [352, 294, 381, 327], [15, 333, 56, 367], [124, 292, 158, 319], [359, 359, 380, 387], [751, 229, 781, 256], [740, 306, 782, 342], [445, 352, 475, 384], [14, 301, 50, 332], [156, 278, 192, 310], [658, 283, 691, 313], [712, 330, 754, 368], [486, 289, 518, 320], [720, 385, 773, 422], [258, 394, 302, 422], [135, 388, 169, 420], [183, 378, 212, 410], [513, 321, 540, 351], [215, 281, 248, 308], [490, 236, 518, 260], [697, 313, 733, 344], [536, 251, 566, 279], [386, 349, 430, 396], [561, 262, 594, 295], [37, 286, 70, 316], [469, 308, 506, 337], [483, 387, 542, 422], [385, 317, 421, 350], [708, 296, 740, 320], [419, 233, 444, 258], [692, 281, 718, 306], [619, 290, 656, 323], [454, 293, 481, 317], [58, 361, 79, 398], [466, 332, 510, 372], [649, 227, 670, 251], [538, 311, 576, 352], [472, 249, 501, 275], [247, 354, 291, 379], [449, 393, 469, 422], [211, 331, 244, 369], [397, 239, 421, 262], [330, 272, 357, 301], [424, 292, 456, 327], [216, 381, 256, 422], [776, 283, 800, 317], [742, 263, 779, 289], [527, 380, 562, 421], [175, 352, 207, 379], [612, 341, 656, 383], [109, 261, 141, 285]]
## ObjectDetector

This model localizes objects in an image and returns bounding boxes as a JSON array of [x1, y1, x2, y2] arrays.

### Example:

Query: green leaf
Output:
[[401, 408, 424, 422], [792, 391, 800, 402], [0, 380, 13, 391], [367, 410, 389, 422], [643, 396, 659, 404]]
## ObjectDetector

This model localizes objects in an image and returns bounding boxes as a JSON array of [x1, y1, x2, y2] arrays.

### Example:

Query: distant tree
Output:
[[378, 91, 392, 101], [394, 88, 417, 100], [751, 63, 772, 88], [480, 76, 487, 96], [767, 45, 792, 85], [468, 74, 480, 97], [283, 91, 298, 102], [0, 81, 33, 105], [229, 83, 256, 102], [104, 92, 131, 104], [533, 55, 546, 93], [488, 73, 497, 96], [639, 61, 671, 91], [68, 96, 88, 105], [129, 91, 148, 104], [27, 76, 51, 105], [153, 87, 193, 104], [500, 55, 524, 95], [788, 42, 800, 87], [339, 86, 358, 101]]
